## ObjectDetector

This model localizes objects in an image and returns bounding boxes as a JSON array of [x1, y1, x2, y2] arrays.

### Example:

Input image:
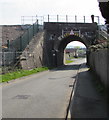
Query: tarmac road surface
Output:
[[2, 58, 86, 118]]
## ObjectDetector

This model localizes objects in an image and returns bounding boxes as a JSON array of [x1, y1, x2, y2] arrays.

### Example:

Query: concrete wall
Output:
[[89, 49, 108, 88], [20, 31, 45, 70]]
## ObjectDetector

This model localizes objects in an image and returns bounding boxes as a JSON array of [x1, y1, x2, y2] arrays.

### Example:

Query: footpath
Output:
[[68, 63, 108, 119]]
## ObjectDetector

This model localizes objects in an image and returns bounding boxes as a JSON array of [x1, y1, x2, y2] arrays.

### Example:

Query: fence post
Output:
[[28, 29, 30, 44], [20, 36, 22, 51], [48, 15, 49, 22], [75, 15, 77, 22], [57, 15, 59, 22], [33, 24, 34, 36], [66, 15, 68, 22], [83, 16, 85, 23], [36, 19, 39, 32]]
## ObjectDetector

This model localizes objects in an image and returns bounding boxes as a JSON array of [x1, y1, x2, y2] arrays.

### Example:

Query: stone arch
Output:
[[54, 35, 88, 66]]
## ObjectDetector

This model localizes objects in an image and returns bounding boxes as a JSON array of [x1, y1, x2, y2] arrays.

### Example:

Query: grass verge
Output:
[[66, 60, 74, 64], [0, 67, 49, 83]]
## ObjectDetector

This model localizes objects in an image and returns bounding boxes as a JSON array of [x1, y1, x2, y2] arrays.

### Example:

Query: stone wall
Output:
[[19, 31, 45, 70], [89, 49, 108, 88]]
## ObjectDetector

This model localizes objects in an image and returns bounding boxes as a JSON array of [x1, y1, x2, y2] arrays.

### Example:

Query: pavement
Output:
[[68, 63, 108, 119]]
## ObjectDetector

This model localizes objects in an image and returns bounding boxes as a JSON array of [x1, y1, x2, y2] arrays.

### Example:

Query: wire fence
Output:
[[1, 20, 40, 73], [8, 21, 39, 52]]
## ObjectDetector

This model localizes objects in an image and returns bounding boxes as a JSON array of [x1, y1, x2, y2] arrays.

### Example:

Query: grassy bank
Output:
[[0, 67, 49, 83]]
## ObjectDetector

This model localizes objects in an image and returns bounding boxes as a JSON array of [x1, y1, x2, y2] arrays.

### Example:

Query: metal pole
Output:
[[83, 16, 85, 23], [75, 15, 77, 22], [28, 29, 30, 44], [20, 36, 22, 51], [37, 19, 39, 32], [57, 15, 59, 22], [66, 15, 68, 22], [48, 14, 49, 22], [32, 24, 34, 36]]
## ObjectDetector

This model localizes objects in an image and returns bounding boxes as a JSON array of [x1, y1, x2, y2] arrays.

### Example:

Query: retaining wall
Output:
[[89, 49, 109, 88], [20, 31, 45, 70]]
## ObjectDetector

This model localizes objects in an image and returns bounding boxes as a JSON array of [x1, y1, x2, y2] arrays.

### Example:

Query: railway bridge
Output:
[[43, 22, 98, 67]]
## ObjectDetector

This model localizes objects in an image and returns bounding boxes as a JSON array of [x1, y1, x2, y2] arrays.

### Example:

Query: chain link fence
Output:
[[9, 21, 39, 51]]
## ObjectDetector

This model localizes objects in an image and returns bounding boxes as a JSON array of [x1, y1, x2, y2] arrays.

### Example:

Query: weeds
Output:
[[0, 67, 49, 83]]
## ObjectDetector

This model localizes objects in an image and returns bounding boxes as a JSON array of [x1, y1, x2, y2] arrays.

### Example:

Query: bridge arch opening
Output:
[[64, 41, 86, 65], [56, 35, 87, 66]]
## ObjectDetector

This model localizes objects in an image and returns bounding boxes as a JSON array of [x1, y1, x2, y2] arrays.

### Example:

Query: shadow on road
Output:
[[50, 64, 82, 71], [69, 64, 108, 119]]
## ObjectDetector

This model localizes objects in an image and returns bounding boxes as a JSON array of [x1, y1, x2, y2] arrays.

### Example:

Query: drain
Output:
[[12, 95, 31, 99]]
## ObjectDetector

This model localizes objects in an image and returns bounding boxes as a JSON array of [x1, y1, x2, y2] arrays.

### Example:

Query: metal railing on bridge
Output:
[[21, 15, 104, 25]]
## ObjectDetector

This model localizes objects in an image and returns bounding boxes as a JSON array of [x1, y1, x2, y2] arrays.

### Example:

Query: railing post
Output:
[[66, 15, 68, 22], [91, 15, 94, 23], [36, 19, 39, 32], [33, 24, 34, 36], [83, 16, 85, 23], [75, 15, 77, 22], [20, 36, 22, 51], [28, 29, 30, 44], [48, 14, 49, 22], [57, 15, 59, 22]]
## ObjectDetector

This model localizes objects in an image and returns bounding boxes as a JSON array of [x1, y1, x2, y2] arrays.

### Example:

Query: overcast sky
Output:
[[0, 0, 105, 25], [0, 0, 105, 47]]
